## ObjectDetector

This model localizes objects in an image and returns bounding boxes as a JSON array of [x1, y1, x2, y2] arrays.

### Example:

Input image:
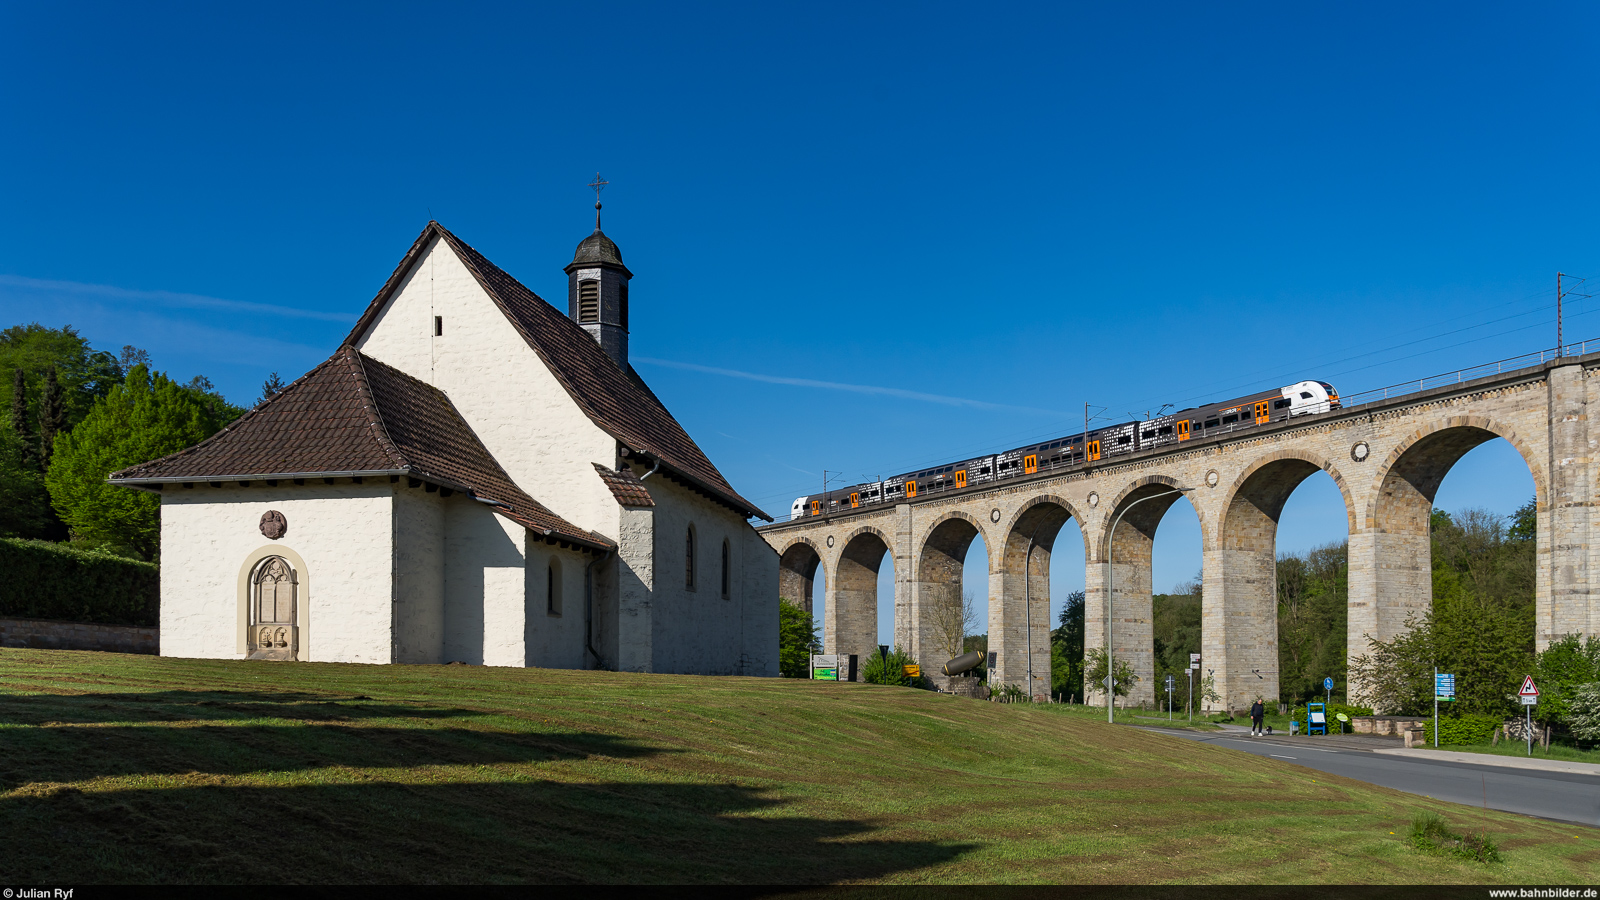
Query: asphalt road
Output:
[[1146, 727, 1600, 829]]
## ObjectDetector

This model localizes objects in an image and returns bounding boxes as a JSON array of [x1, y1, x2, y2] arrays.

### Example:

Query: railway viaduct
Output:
[[757, 350, 1600, 711]]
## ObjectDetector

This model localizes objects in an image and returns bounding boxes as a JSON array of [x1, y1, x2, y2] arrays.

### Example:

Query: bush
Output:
[[862, 646, 925, 687], [0, 537, 158, 625], [1568, 682, 1600, 742], [1422, 713, 1502, 746]]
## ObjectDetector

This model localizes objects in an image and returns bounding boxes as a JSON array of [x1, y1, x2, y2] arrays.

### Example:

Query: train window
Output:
[[1222, 414, 1238, 424], [1117, 435, 1131, 445], [955, 470, 967, 488], [906, 480, 918, 498], [1274, 399, 1291, 410], [1141, 430, 1155, 440], [1300, 392, 1314, 399], [850, 492, 859, 508], [1204, 419, 1219, 428], [1024, 455, 1037, 474], [1160, 425, 1174, 435]]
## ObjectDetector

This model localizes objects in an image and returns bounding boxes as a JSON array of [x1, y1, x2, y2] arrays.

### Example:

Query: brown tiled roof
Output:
[[343, 221, 771, 522], [110, 347, 610, 550], [592, 463, 655, 508]]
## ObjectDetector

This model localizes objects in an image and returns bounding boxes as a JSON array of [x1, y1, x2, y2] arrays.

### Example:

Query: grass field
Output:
[[1, 648, 1594, 885]]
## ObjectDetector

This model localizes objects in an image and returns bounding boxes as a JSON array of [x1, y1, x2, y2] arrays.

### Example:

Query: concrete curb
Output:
[[1371, 747, 1600, 776]]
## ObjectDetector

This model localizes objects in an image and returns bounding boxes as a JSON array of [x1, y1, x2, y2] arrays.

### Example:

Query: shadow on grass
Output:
[[6, 778, 973, 884], [0, 689, 478, 726]]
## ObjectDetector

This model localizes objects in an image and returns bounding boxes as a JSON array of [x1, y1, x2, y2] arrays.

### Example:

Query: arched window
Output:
[[720, 539, 730, 599], [547, 558, 563, 616], [248, 556, 297, 660], [578, 280, 599, 323], [685, 525, 696, 590]]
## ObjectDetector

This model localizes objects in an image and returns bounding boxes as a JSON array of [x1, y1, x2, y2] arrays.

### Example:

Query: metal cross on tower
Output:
[[588, 173, 609, 230]]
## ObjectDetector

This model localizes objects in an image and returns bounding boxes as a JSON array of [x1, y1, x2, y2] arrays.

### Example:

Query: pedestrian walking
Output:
[[1249, 697, 1265, 737]]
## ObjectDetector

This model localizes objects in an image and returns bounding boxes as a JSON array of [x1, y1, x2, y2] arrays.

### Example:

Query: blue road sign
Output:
[[1436, 673, 1456, 700], [1323, 677, 1333, 691]]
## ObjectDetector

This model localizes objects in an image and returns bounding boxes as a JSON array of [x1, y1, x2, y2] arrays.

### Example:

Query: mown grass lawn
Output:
[[0, 648, 1593, 885]]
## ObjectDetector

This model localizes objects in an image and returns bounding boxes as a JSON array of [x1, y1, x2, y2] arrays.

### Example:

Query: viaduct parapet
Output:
[[758, 353, 1599, 712]]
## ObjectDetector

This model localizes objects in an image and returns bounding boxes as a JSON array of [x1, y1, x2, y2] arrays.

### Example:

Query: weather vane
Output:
[[588, 173, 609, 230]]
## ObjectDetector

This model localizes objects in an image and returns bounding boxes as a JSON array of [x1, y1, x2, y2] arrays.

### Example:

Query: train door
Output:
[[1176, 421, 1190, 441], [1087, 440, 1101, 461], [1254, 401, 1270, 425], [1023, 454, 1038, 474], [906, 480, 918, 498], [849, 492, 859, 508], [810, 500, 821, 516], [954, 470, 967, 488]]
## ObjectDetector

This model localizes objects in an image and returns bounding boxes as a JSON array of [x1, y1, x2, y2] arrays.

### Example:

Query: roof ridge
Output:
[[341, 346, 409, 470]]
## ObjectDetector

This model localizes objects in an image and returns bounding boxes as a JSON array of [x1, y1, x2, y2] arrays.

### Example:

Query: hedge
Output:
[[0, 538, 159, 626], [1423, 713, 1502, 746]]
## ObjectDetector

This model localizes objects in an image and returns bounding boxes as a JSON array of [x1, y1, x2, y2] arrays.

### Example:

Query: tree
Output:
[[258, 371, 287, 406], [45, 365, 231, 559], [1084, 647, 1137, 702], [0, 324, 123, 430], [928, 587, 980, 664], [1568, 683, 1600, 742], [778, 599, 819, 678], [0, 417, 50, 537], [1051, 590, 1085, 699], [1533, 635, 1600, 728], [38, 366, 64, 465]]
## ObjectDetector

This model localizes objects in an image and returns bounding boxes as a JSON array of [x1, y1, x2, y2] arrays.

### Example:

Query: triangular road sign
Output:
[[1519, 675, 1539, 697]]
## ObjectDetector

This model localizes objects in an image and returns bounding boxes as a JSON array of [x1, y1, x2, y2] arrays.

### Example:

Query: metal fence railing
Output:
[[1335, 340, 1597, 409]]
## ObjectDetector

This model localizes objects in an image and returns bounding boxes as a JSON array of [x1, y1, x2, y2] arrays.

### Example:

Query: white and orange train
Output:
[[790, 380, 1340, 520]]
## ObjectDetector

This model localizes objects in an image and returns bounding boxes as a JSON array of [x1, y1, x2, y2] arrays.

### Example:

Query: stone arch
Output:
[[1363, 415, 1547, 533], [777, 537, 823, 615], [912, 510, 990, 670], [1348, 415, 1549, 705], [1220, 449, 1357, 545], [992, 495, 1083, 699], [828, 526, 895, 677], [1087, 475, 1198, 709], [1209, 451, 1352, 713]]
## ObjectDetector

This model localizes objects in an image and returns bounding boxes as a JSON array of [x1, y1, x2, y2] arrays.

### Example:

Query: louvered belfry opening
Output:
[[578, 280, 600, 323]]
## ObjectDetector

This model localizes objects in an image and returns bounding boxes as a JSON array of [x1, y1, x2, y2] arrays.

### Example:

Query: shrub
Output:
[[862, 646, 925, 687], [1568, 682, 1600, 742], [0, 537, 158, 625], [1422, 713, 1501, 746], [1408, 812, 1501, 863]]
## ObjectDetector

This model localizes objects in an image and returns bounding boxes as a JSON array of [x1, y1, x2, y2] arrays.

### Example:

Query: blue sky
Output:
[[2, 3, 1593, 643]]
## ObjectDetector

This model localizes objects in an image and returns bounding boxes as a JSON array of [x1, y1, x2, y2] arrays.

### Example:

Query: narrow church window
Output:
[[720, 540, 730, 599], [579, 280, 599, 323], [547, 559, 562, 616], [434, 315, 443, 336], [685, 525, 696, 590]]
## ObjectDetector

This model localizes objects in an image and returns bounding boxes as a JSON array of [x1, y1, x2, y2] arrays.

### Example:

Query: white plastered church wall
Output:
[[443, 497, 528, 665], [160, 484, 396, 663], [354, 236, 622, 539], [392, 486, 445, 663], [523, 543, 589, 670]]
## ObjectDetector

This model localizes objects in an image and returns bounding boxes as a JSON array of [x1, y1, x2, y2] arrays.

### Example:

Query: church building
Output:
[[111, 211, 778, 675]]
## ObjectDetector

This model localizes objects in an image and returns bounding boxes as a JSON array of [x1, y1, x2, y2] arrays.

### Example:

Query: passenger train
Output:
[[790, 380, 1340, 520]]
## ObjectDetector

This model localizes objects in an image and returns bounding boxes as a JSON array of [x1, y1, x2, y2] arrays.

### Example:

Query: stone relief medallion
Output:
[[1351, 441, 1370, 462], [1206, 470, 1220, 488], [259, 510, 288, 540], [1087, 492, 1099, 509], [990, 508, 1001, 523], [826, 534, 835, 548]]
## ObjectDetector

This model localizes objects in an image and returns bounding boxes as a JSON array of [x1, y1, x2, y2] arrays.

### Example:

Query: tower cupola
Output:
[[565, 177, 632, 369]]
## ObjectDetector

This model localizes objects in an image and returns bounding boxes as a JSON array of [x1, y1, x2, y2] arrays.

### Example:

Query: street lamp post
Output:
[[1106, 487, 1192, 724]]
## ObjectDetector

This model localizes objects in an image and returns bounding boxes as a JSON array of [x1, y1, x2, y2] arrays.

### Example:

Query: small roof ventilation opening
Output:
[[434, 316, 443, 336], [578, 280, 599, 324]]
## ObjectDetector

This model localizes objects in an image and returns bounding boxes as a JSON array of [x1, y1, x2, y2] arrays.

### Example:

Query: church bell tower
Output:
[[565, 176, 632, 369]]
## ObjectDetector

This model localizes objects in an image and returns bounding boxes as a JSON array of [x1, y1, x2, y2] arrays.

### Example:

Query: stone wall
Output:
[[0, 616, 158, 654]]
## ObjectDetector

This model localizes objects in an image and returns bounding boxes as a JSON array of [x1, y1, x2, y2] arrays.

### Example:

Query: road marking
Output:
[[1271, 754, 1298, 760]]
